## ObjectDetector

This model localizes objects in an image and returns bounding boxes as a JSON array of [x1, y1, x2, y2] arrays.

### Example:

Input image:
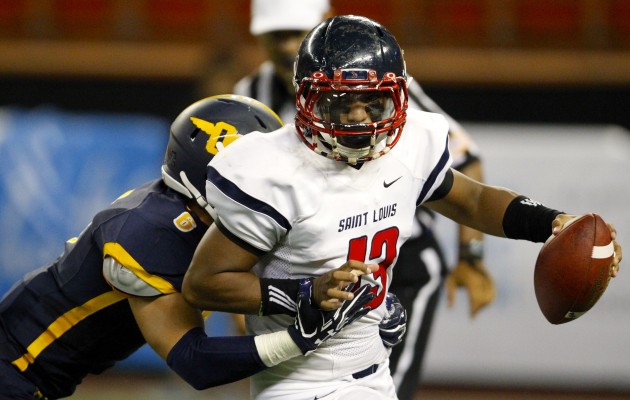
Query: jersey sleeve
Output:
[[206, 164, 290, 254], [205, 128, 325, 254], [102, 256, 162, 297], [405, 110, 453, 206], [93, 201, 204, 293], [205, 131, 295, 254]]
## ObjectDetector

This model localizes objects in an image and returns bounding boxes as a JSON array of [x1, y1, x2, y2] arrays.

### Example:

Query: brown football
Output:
[[534, 213, 614, 324]]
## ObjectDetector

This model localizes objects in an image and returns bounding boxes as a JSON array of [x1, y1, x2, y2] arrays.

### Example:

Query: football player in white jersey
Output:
[[183, 15, 622, 400], [233, 2, 495, 397]]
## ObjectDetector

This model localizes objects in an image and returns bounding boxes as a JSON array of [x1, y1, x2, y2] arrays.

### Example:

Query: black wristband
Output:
[[259, 278, 302, 316], [502, 195, 564, 243]]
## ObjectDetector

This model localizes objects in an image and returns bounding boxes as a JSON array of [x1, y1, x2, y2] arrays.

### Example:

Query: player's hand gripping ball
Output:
[[534, 213, 615, 324]]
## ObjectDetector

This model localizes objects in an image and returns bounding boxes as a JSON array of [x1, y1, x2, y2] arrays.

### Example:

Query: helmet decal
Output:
[[161, 95, 283, 212], [190, 117, 240, 156]]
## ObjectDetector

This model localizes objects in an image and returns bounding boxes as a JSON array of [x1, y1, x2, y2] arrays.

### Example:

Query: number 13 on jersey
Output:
[[347, 226, 399, 309]]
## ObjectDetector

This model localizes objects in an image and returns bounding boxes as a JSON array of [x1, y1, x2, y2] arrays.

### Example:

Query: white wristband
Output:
[[254, 330, 302, 367]]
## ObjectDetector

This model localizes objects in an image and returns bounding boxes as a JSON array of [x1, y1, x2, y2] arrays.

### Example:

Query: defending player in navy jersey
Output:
[[0, 95, 388, 400], [184, 16, 621, 400], [233, 2, 495, 398]]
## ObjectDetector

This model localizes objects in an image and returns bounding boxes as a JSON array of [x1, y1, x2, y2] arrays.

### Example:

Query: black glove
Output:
[[379, 292, 407, 348], [288, 279, 375, 355]]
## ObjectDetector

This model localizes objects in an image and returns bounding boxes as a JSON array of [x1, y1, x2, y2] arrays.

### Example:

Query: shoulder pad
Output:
[[103, 257, 161, 297]]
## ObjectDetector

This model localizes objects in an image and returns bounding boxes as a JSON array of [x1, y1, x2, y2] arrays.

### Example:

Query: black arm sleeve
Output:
[[166, 327, 267, 390]]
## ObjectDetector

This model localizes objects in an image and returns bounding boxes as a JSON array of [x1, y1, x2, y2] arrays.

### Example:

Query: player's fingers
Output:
[[611, 259, 620, 277], [327, 287, 355, 301], [481, 276, 497, 303], [330, 270, 360, 286], [606, 223, 622, 278], [613, 240, 622, 265], [470, 302, 479, 318], [467, 275, 492, 317], [445, 276, 456, 308], [472, 290, 494, 316], [319, 298, 342, 311], [343, 260, 378, 275], [487, 287, 497, 305], [467, 282, 482, 318], [330, 262, 378, 291], [471, 280, 496, 317], [609, 237, 622, 278], [552, 214, 578, 235], [607, 223, 617, 240]]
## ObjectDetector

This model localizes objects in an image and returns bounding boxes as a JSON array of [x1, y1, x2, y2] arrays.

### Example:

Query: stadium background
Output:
[[0, 1, 629, 399]]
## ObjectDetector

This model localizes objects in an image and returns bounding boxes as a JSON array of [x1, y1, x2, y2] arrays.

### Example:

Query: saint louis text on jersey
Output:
[[338, 203, 398, 232]]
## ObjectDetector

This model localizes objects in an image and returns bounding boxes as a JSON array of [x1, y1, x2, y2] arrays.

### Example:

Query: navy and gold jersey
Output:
[[0, 179, 207, 399]]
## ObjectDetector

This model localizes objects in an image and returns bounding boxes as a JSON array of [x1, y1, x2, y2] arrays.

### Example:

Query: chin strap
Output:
[[179, 171, 217, 220], [161, 166, 192, 198], [161, 166, 217, 220]]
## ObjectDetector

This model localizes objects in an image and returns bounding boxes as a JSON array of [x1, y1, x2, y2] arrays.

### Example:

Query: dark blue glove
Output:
[[288, 279, 375, 355], [379, 292, 407, 348]]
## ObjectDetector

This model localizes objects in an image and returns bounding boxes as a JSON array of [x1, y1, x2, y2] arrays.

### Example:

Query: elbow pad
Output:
[[166, 327, 266, 390]]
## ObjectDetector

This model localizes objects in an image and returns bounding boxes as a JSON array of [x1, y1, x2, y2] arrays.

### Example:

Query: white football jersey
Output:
[[205, 108, 451, 393]]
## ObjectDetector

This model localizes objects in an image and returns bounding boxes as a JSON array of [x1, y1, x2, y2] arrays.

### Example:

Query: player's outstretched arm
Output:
[[425, 169, 517, 237], [130, 281, 374, 390], [426, 169, 622, 273]]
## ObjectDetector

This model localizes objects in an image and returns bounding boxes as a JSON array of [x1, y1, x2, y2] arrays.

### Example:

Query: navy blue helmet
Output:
[[293, 15, 408, 164], [162, 95, 283, 212]]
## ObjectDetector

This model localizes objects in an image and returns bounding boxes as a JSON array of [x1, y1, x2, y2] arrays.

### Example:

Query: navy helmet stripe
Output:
[[416, 137, 451, 206], [207, 166, 291, 231]]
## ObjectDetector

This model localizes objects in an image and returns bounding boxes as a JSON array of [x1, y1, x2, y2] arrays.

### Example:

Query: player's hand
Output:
[[552, 214, 622, 277], [446, 260, 496, 318], [608, 223, 622, 277], [379, 292, 407, 348], [312, 260, 378, 311], [288, 279, 375, 355], [551, 214, 580, 236], [551, 214, 579, 235]]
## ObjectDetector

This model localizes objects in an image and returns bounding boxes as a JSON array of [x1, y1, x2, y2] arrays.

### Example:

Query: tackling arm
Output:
[[129, 293, 267, 390], [129, 282, 375, 390]]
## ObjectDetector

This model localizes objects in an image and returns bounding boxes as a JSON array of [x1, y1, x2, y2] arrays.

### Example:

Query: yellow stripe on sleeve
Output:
[[103, 242, 178, 295]]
